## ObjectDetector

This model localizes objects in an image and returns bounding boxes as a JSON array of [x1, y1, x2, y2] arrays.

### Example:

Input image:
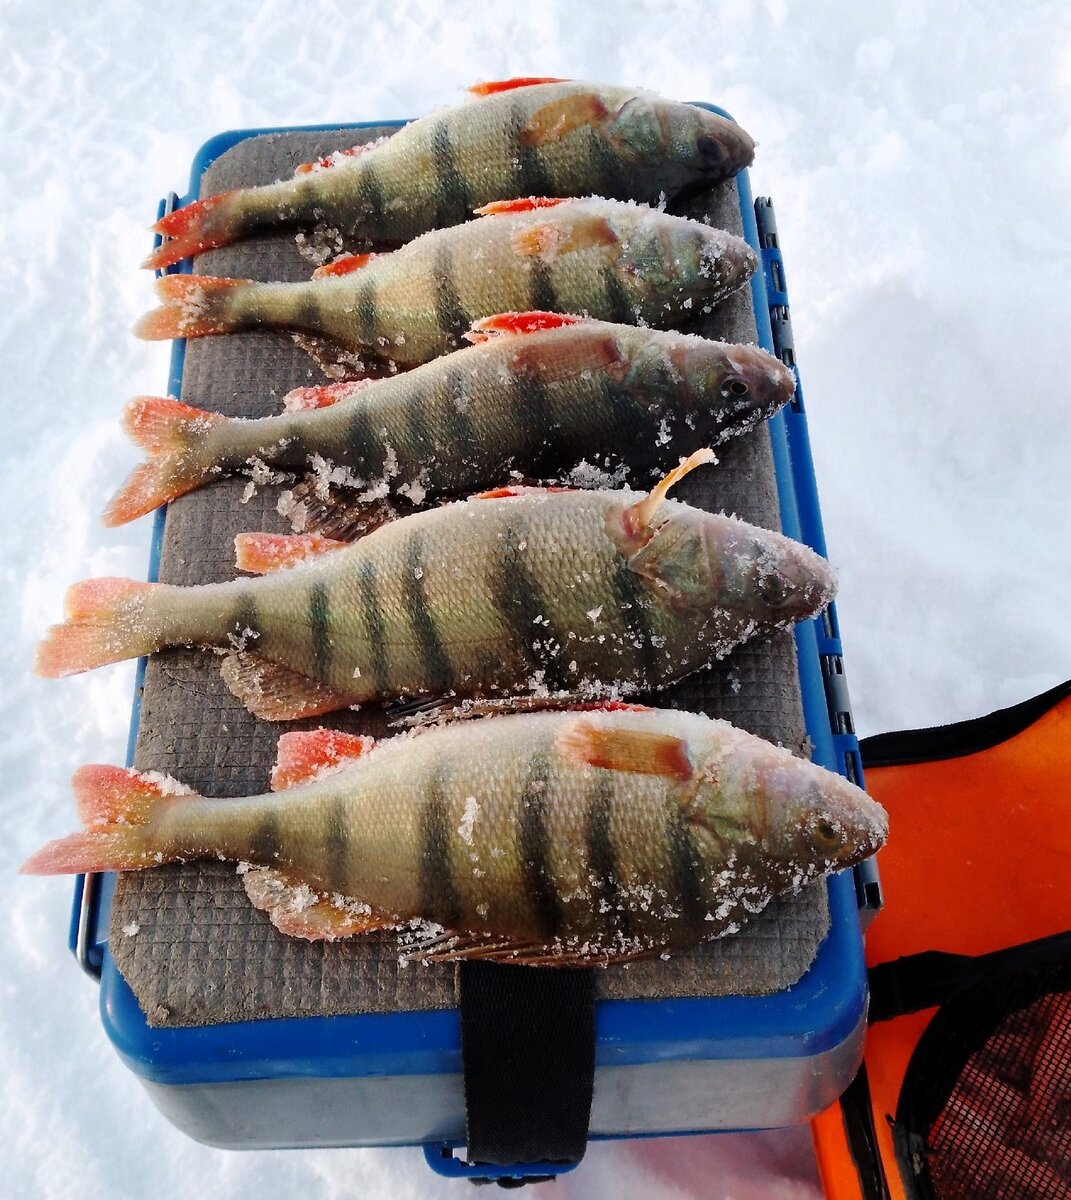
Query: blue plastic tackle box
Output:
[[71, 107, 881, 1179]]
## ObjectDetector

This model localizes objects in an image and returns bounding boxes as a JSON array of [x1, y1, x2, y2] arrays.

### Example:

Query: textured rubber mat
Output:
[[109, 125, 830, 1027]]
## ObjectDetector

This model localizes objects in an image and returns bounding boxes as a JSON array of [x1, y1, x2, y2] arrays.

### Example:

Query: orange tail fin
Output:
[[103, 396, 227, 526], [21, 765, 193, 875], [142, 189, 246, 270], [34, 578, 166, 677], [134, 274, 255, 341]]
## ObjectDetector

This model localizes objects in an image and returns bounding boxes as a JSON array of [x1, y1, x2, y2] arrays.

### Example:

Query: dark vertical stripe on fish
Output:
[[309, 582, 332, 678], [528, 260, 558, 314], [440, 363, 478, 467], [600, 264, 636, 326], [354, 275, 378, 345], [231, 592, 259, 643], [519, 756, 560, 938], [588, 137, 631, 201], [515, 372, 561, 472], [610, 559, 660, 684], [430, 118, 470, 225], [495, 517, 572, 693], [511, 100, 554, 196], [402, 534, 454, 694], [342, 402, 379, 477], [668, 809, 709, 935], [433, 246, 468, 347], [322, 797, 351, 894], [294, 290, 326, 337], [421, 771, 461, 927], [354, 162, 385, 233], [248, 811, 282, 863], [585, 775, 633, 941], [355, 559, 389, 694]]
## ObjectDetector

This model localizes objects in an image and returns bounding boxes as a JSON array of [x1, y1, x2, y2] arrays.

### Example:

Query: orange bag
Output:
[[811, 680, 1071, 1199]]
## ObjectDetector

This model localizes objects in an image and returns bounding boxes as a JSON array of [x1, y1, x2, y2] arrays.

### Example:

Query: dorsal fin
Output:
[[241, 865, 395, 941], [312, 252, 381, 280], [272, 729, 376, 790], [234, 532, 349, 574], [472, 485, 577, 499], [624, 448, 717, 535], [474, 196, 572, 216], [468, 77, 569, 96], [464, 311, 585, 343]]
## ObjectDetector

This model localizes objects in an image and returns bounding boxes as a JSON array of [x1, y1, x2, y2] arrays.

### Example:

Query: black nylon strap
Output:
[[459, 962, 596, 1171]]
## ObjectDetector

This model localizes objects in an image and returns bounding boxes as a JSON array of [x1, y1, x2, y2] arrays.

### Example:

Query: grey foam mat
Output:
[[110, 125, 829, 1027]]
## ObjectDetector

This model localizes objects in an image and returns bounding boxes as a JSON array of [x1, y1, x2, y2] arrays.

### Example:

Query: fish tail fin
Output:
[[134, 274, 256, 341], [103, 396, 227, 526], [34, 579, 168, 677], [20, 766, 192, 875], [142, 189, 248, 270]]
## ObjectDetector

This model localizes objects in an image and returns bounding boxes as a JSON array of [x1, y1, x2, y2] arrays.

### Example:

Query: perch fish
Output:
[[21, 707, 887, 964]]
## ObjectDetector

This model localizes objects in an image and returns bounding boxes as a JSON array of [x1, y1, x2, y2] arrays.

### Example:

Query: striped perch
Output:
[[144, 77, 756, 270], [21, 708, 888, 963], [105, 312, 796, 527], [35, 455, 837, 721], [134, 197, 758, 368]]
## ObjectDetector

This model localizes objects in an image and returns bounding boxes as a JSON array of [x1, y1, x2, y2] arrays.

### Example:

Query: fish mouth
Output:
[[697, 123, 756, 175]]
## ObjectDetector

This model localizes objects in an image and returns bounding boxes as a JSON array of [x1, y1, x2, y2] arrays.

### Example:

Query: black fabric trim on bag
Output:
[[459, 961, 596, 1177], [838, 1064, 894, 1200], [860, 679, 1071, 769]]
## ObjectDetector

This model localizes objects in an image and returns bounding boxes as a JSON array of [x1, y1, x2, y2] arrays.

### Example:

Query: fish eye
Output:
[[808, 815, 845, 853], [757, 571, 789, 607], [720, 376, 750, 399], [697, 135, 725, 165]]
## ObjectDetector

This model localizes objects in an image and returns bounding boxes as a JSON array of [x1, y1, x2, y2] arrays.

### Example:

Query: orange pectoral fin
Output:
[[556, 719, 694, 781], [522, 93, 610, 146], [511, 215, 618, 261], [468, 76, 569, 96]]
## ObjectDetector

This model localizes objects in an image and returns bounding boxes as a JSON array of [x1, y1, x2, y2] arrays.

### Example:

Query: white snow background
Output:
[[3, 2, 1070, 1197]]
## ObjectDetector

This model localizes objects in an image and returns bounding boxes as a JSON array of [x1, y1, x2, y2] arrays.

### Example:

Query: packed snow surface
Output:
[[4, 2, 1070, 1199]]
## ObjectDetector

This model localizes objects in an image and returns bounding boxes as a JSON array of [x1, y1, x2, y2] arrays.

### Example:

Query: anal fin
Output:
[[220, 652, 361, 721], [241, 865, 394, 941]]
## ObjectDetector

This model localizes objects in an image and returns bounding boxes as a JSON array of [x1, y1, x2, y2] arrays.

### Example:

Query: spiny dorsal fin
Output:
[[556, 718, 694, 781], [464, 311, 586, 343], [272, 728, 376, 790], [278, 482, 404, 541], [474, 196, 572, 216], [468, 77, 569, 96], [220, 652, 360, 722]]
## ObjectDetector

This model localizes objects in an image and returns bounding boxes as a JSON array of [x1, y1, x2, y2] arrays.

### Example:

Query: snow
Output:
[[4, 2, 1071, 1199]]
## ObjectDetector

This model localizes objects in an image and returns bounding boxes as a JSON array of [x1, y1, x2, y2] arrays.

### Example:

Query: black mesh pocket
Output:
[[893, 933, 1071, 1199]]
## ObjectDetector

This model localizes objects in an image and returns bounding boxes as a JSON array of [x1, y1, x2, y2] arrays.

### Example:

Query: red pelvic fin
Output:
[[143, 189, 244, 270], [556, 719, 694, 781], [234, 532, 349, 575], [312, 252, 380, 280], [272, 729, 376, 790], [468, 77, 569, 96], [134, 275, 254, 341], [474, 196, 571, 217], [464, 310, 584, 343], [282, 379, 376, 413]]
